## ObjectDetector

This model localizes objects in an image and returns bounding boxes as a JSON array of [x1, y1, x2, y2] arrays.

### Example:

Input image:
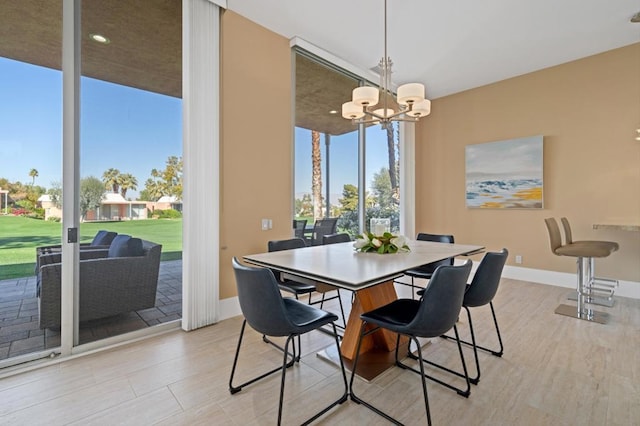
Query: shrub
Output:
[[47, 216, 61, 222], [30, 207, 45, 220], [153, 208, 182, 219]]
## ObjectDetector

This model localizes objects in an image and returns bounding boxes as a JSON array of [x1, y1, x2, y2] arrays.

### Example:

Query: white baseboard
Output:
[[218, 266, 640, 322], [219, 295, 242, 321], [501, 265, 640, 300]]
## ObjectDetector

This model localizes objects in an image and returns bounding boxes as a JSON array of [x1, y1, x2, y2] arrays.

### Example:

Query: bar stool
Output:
[[560, 217, 619, 308], [544, 218, 618, 324]]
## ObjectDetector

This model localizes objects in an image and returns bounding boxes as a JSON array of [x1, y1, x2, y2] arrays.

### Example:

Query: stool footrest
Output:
[[567, 291, 615, 308]]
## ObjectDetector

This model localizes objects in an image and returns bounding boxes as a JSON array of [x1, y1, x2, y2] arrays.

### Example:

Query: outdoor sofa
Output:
[[37, 236, 162, 329]]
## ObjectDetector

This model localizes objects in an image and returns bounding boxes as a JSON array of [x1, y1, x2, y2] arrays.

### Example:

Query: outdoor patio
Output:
[[0, 260, 182, 361]]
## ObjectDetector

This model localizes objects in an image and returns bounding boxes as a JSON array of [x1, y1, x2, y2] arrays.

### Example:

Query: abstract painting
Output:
[[465, 135, 543, 209]]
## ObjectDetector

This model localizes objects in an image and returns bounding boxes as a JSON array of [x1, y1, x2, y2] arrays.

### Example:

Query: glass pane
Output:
[[77, 2, 182, 345], [365, 122, 400, 234], [294, 53, 362, 240], [0, 2, 63, 363]]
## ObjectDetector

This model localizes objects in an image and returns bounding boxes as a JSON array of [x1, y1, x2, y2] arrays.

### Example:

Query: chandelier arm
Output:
[[363, 108, 406, 121]]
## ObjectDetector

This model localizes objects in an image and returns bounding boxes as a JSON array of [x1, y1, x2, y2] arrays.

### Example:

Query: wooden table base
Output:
[[331, 280, 410, 381]]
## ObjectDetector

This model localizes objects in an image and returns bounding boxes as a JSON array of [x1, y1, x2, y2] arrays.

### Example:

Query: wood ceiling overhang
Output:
[[1, 1, 364, 135], [0, 0, 182, 98]]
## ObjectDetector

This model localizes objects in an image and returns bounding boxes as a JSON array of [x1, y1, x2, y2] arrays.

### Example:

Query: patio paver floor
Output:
[[0, 259, 182, 361]]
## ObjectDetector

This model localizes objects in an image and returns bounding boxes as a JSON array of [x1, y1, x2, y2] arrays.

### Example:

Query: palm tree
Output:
[[102, 168, 121, 193], [386, 122, 399, 202], [119, 173, 138, 199], [29, 168, 39, 186], [311, 130, 322, 219]]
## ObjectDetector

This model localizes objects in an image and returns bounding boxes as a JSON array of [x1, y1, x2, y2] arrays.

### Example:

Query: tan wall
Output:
[[219, 11, 293, 299], [416, 43, 640, 282]]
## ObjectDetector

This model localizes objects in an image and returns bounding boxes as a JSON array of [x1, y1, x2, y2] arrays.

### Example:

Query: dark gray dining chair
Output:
[[229, 258, 348, 425], [268, 238, 316, 300], [434, 249, 508, 385], [318, 232, 352, 329], [395, 233, 455, 298], [349, 260, 473, 426]]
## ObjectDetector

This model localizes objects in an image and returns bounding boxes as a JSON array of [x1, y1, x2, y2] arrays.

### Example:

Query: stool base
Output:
[[567, 291, 615, 308], [555, 303, 609, 324]]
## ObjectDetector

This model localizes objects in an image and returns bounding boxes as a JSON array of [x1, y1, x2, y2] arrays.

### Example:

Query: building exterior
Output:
[[38, 192, 148, 221]]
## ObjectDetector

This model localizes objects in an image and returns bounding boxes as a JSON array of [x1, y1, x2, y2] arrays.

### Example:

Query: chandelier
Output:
[[342, 0, 431, 129]]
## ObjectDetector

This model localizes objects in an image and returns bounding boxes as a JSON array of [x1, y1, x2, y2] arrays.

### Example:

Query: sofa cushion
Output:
[[108, 235, 145, 258], [92, 230, 117, 246], [108, 235, 131, 257], [128, 238, 145, 257]]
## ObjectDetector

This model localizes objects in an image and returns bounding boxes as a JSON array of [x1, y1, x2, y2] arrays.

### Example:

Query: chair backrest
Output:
[[311, 218, 339, 246], [293, 219, 307, 239], [414, 232, 455, 272], [232, 257, 295, 336], [323, 233, 351, 245], [408, 260, 472, 337], [560, 217, 574, 244], [463, 248, 508, 307], [544, 217, 562, 254], [268, 238, 307, 252]]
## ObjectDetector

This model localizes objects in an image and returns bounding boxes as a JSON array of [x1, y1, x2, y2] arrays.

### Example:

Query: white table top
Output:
[[243, 240, 485, 290]]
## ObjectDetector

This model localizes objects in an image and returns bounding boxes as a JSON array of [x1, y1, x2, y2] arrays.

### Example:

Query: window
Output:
[[293, 47, 403, 238]]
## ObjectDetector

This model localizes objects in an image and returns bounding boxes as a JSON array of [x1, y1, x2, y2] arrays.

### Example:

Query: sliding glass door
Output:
[[0, 1, 63, 367], [75, 0, 183, 348]]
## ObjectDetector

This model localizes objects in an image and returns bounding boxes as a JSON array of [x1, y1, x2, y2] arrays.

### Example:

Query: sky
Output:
[[294, 124, 396, 200], [1, 56, 392, 201], [0, 57, 182, 198]]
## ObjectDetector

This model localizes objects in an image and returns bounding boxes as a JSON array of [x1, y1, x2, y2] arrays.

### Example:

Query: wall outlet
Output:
[[515, 255, 523, 264]]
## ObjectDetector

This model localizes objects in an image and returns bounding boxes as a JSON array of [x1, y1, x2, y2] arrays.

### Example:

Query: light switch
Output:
[[261, 219, 269, 231]]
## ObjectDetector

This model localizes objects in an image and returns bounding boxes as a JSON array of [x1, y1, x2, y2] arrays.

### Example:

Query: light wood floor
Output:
[[0, 278, 638, 425]]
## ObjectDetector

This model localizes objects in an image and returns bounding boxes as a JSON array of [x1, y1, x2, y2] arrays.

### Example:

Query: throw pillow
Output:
[[108, 235, 132, 258], [128, 238, 145, 257], [92, 230, 117, 246]]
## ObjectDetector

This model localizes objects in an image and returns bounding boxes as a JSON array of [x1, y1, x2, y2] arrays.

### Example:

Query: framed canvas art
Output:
[[465, 135, 543, 209]]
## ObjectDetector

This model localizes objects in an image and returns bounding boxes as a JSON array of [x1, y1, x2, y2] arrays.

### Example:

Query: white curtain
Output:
[[182, 0, 221, 330]]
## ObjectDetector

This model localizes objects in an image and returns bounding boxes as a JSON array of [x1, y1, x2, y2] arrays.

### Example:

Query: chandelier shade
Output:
[[352, 86, 379, 106], [342, 0, 431, 129], [397, 83, 425, 106]]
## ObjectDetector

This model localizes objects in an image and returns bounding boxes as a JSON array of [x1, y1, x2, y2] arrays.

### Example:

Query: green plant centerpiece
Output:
[[353, 232, 410, 254]]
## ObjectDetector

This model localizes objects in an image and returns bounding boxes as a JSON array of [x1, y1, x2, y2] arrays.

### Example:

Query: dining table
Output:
[[243, 239, 485, 380]]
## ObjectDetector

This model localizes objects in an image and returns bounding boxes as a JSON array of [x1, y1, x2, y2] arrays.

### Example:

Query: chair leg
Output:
[[277, 334, 296, 425], [413, 336, 433, 426], [441, 302, 504, 357], [300, 323, 349, 426], [229, 320, 295, 395], [336, 290, 347, 330], [399, 325, 471, 397], [262, 334, 300, 362], [349, 322, 404, 425]]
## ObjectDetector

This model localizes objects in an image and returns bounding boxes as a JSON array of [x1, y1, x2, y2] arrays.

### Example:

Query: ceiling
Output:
[[0, 0, 182, 98], [227, 0, 640, 99], [1, 1, 637, 135]]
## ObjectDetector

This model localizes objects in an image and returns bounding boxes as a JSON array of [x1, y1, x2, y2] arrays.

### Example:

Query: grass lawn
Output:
[[0, 215, 182, 280]]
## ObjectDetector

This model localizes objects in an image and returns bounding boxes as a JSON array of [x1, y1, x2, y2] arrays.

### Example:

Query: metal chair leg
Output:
[[349, 321, 404, 425], [229, 320, 295, 394], [401, 324, 471, 397], [441, 302, 504, 357]]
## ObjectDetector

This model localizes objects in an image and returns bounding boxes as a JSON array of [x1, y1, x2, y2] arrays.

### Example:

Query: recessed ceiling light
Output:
[[329, 110, 338, 114], [89, 33, 110, 44]]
